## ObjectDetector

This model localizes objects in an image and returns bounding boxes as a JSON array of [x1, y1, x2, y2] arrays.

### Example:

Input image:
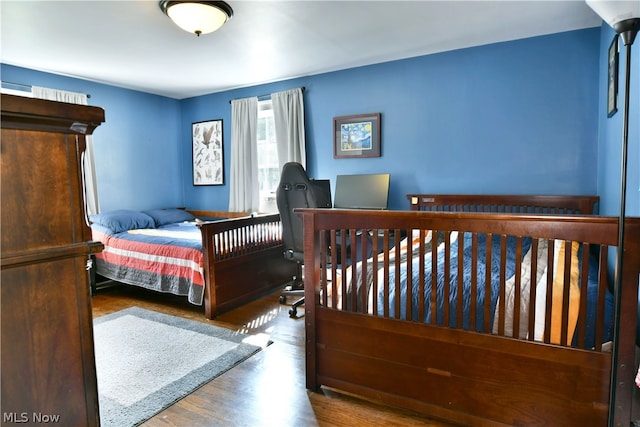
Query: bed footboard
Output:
[[198, 213, 296, 319], [298, 208, 640, 425]]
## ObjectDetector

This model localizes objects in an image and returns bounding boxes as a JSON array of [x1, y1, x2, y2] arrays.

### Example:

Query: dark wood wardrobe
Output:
[[1, 94, 105, 426]]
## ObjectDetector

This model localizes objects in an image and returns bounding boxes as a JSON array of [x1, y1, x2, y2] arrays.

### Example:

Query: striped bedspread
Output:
[[92, 222, 205, 305]]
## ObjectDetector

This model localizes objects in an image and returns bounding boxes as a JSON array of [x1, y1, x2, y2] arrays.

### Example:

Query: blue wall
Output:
[[3, 27, 611, 213], [594, 24, 640, 217], [1, 64, 183, 212], [181, 28, 601, 210]]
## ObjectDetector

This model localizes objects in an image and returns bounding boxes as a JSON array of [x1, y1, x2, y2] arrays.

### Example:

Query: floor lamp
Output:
[[585, 1, 640, 425]]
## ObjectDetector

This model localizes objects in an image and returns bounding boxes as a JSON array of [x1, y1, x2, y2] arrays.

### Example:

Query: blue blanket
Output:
[[379, 232, 529, 330], [377, 233, 613, 348]]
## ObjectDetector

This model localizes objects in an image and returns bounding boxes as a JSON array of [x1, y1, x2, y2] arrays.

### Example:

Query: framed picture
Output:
[[608, 35, 619, 118], [192, 119, 224, 185], [334, 113, 381, 158]]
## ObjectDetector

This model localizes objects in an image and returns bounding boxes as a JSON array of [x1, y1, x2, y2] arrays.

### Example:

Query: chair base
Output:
[[287, 296, 304, 318], [279, 278, 304, 317]]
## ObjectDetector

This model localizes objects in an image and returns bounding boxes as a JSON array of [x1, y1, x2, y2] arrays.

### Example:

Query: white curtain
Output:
[[271, 88, 306, 169], [31, 86, 100, 219], [229, 97, 259, 212]]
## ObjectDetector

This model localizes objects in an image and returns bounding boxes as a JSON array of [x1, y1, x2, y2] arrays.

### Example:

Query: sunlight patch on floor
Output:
[[236, 308, 279, 336]]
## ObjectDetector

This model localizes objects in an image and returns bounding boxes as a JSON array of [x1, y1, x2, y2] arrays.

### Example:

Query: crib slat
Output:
[[456, 232, 465, 329], [528, 239, 540, 342], [340, 230, 348, 310], [469, 233, 478, 332], [543, 242, 555, 344], [512, 237, 523, 339], [576, 242, 591, 348], [595, 246, 609, 351], [349, 230, 357, 311], [370, 230, 380, 316], [483, 234, 493, 333], [405, 230, 413, 321], [320, 231, 328, 308], [496, 235, 507, 336], [393, 231, 401, 319], [443, 232, 452, 326], [383, 233, 390, 318], [417, 229, 427, 322], [359, 231, 368, 312], [560, 241, 573, 345], [429, 232, 438, 324]]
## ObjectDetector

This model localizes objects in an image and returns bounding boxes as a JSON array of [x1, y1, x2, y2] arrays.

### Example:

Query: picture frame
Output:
[[334, 113, 381, 158], [192, 119, 224, 186], [607, 35, 619, 118]]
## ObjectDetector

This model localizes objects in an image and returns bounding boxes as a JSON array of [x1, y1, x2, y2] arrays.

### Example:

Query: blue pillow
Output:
[[89, 210, 155, 234], [143, 208, 196, 227]]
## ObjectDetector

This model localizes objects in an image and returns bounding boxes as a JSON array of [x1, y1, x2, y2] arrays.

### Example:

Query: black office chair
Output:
[[276, 162, 331, 317]]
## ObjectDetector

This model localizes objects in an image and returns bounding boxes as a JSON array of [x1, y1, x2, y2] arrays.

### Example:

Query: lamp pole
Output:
[[608, 17, 639, 427]]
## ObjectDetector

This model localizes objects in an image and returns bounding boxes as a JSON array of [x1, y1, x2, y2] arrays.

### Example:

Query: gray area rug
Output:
[[94, 307, 269, 427]]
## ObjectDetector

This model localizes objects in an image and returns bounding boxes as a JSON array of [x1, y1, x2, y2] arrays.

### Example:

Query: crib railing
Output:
[[407, 194, 599, 215], [319, 225, 611, 351], [301, 209, 619, 351]]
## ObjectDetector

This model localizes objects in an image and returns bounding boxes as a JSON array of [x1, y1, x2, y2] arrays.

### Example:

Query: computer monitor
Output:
[[334, 173, 390, 210], [309, 179, 332, 208]]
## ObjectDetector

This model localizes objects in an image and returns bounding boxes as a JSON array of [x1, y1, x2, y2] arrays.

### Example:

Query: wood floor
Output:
[[92, 284, 459, 427]]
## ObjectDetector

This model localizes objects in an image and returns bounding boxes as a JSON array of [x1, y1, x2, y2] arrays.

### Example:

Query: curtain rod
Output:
[[1, 80, 91, 98], [228, 86, 305, 104]]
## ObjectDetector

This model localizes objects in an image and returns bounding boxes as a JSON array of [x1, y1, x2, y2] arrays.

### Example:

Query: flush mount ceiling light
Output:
[[159, 1, 233, 37]]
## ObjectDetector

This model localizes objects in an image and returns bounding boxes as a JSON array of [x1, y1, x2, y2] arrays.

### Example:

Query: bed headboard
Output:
[[406, 194, 599, 215]]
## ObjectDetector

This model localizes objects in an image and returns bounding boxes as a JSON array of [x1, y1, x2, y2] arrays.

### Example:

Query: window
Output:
[[257, 99, 279, 213]]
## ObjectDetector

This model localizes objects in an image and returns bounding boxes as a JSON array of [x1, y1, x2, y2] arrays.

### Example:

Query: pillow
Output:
[[491, 239, 549, 338], [533, 240, 581, 345], [89, 209, 155, 234], [143, 208, 196, 227]]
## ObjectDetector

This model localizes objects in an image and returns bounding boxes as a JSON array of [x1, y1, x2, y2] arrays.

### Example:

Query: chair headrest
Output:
[[279, 162, 312, 186]]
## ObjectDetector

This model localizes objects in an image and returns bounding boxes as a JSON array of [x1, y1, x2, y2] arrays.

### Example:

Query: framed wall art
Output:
[[192, 119, 224, 186], [334, 113, 381, 158], [607, 35, 619, 118]]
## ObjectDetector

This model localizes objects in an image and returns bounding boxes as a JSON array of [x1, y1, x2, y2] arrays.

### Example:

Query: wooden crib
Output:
[[298, 195, 639, 425]]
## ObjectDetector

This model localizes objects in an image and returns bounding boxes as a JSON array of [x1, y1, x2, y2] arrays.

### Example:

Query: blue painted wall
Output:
[[1, 64, 183, 212], [181, 28, 601, 210], [594, 24, 639, 217], [3, 27, 612, 213]]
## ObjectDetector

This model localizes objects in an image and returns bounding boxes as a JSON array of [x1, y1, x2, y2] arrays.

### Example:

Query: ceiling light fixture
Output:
[[584, 1, 639, 425], [159, 1, 233, 37]]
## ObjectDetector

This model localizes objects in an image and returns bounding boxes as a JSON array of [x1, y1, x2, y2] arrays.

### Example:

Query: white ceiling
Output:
[[1, 1, 602, 100]]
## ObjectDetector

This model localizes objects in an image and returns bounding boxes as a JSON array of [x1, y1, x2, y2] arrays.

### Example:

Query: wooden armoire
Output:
[[1, 94, 105, 426]]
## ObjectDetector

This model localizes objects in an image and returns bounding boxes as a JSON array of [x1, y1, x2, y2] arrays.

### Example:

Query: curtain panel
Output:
[[228, 88, 305, 213], [271, 88, 306, 169], [31, 86, 100, 220], [228, 97, 259, 212]]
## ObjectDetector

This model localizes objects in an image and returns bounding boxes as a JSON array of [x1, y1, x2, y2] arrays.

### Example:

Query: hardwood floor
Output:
[[91, 284, 459, 427]]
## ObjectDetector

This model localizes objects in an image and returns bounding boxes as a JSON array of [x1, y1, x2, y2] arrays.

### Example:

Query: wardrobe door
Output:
[[1, 94, 105, 426]]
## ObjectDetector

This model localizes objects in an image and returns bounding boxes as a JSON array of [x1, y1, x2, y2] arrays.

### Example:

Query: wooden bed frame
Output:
[[92, 211, 295, 320], [298, 195, 640, 425], [196, 212, 297, 319]]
